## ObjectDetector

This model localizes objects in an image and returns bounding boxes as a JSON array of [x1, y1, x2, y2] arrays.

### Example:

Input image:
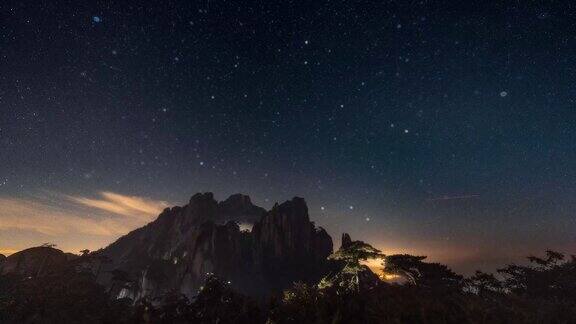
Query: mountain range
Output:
[[0, 193, 334, 299]]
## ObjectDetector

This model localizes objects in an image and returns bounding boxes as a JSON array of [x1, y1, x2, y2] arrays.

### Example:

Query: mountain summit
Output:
[[92, 193, 332, 299]]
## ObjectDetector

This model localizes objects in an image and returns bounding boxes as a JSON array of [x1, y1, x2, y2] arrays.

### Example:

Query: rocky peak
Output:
[[253, 197, 313, 259], [341, 233, 352, 249], [220, 193, 252, 209], [160, 192, 219, 231], [187, 192, 218, 215], [97, 193, 333, 298], [270, 197, 308, 219], [252, 197, 333, 289], [217, 193, 266, 224], [189, 192, 216, 204]]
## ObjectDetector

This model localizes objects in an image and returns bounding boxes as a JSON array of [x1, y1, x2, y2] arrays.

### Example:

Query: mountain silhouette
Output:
[[0, 246, 76, 277], [88, 192, 332, 299], [2, 193, 576, 323]]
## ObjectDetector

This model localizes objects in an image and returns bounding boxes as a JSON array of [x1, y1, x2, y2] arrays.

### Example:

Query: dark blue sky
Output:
[[1, 0, 575, 274]]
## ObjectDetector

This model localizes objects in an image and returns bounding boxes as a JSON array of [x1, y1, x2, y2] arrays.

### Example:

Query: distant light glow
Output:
[[361, 257, 402, 281], [238, 222, 253, 232]]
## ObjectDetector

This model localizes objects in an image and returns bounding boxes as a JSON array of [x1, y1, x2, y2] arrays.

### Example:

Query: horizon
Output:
[[0, 190, 559, 276]]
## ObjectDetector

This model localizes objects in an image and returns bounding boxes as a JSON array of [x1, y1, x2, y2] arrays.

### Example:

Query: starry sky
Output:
[[1, 0, 576, 275]]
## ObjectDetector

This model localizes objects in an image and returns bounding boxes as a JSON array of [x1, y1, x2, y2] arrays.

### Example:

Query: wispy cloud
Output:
[[0, 191, 171, 253], [67, 191, 169, 219], [0, 197, 127, 236]]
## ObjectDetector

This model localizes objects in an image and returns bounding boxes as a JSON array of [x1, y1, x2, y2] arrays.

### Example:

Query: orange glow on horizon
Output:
[[360, 258, 403, 281], [0, 248, 19, 256], [0, 191, 171, 255]]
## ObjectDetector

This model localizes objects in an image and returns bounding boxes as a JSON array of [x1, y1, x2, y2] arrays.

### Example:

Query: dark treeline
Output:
[[1, 242, 576, 324]]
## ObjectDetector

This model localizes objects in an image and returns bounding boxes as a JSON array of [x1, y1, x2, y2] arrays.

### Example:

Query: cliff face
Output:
[[253, 197, 333, 289], [96, 193, 333, 299]]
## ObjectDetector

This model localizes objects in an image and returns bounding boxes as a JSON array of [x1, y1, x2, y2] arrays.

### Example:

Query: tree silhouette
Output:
[[188, 275, 263, 323], [384, 254, 463, 290], [319, 234, 383, 293], [4, 240, 576, 323], [497, 250, 576, 301], [328, 241, 384, 265], [465, 270, 503, 296]]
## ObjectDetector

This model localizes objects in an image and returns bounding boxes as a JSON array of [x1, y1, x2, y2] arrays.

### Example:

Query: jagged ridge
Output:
[[94, 193, 333, 299]]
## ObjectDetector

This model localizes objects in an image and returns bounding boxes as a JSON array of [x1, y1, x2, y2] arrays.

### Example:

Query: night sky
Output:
[[1, 1, 576, 274]]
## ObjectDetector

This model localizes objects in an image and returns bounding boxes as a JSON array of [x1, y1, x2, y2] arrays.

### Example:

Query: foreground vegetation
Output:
[[1, 242, 576, 323]]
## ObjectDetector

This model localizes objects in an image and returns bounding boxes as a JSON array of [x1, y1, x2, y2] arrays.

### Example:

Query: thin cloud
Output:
[[0, 197, 129, 236], [67, 191, 169, 219], [0, 191, 170, 238], [101, 192, 169, 216]]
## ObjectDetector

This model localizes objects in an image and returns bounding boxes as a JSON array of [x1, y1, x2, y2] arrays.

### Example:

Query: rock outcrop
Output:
[[253, 197, 333, 290], [217, 194, 266, 225], [95, 193, 333, 300], [341, 233, 352, 249]]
